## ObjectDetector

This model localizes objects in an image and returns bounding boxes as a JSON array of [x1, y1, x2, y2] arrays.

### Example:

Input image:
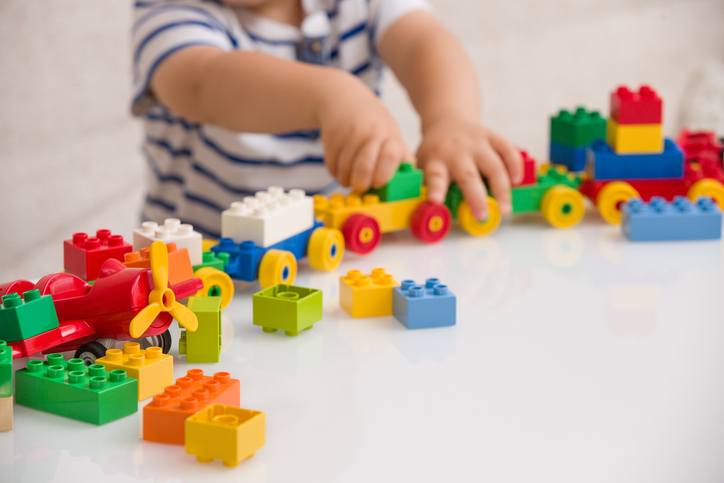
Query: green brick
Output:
[[444, 183, 466, 221], [366, 162, 423, 202], [180, 297, 222, 363], [252, 284, 322, 336], [192, 251, 228, 273], [0, 290, 59, 342], [511, 166, 582, 214], [15, 354, 138, 425], [550, 107, 607, 147], [0, 341, 12, 398]]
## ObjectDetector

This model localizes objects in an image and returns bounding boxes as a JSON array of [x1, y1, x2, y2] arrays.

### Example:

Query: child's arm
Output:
[[377, 10, 523, 219], [150, 46, 414, 192]]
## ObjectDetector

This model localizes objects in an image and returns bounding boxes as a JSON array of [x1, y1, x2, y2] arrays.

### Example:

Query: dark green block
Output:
[[0, 290, 59, 342], [0, 341, 11, 398], [192, 251, 228, 272], [511, 166, 582, 214], [444, 183, 465, 221], [550, 107, 606, 148], [15, 354, 138, 425], [253, 284, 322, 336], [366, 162, 423, 202]]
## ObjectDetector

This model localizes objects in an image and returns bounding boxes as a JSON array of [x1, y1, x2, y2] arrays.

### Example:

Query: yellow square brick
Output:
[[606, 119, 663, 154], [96, 342, 173, 401], [339, 269, 399, 318]]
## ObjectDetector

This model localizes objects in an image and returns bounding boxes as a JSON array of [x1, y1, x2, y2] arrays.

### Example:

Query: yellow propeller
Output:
[[129, 241, 198, 338]]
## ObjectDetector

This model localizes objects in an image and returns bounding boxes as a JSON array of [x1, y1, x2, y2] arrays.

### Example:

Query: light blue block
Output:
[[549, 141, 587, 172], [393, 279, 456, 329], [621, 196, 722, 241], [588, 139, 684, 180]]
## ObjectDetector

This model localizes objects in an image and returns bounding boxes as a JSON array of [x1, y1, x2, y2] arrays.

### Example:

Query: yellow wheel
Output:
[[596, 181, 640, 225], [456, 197, 501, 237], [258, 249, 297, 289], [687, 179, 724, 210], [307, 227, 345, 271], [202, 239, 218, 252], [193, 267, 234, 310], [540, 186, 585, 228]]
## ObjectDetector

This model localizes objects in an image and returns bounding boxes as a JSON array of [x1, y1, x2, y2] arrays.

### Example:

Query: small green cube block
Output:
[[550, 107, 607, 148], [0, 290, 59, 342], [511, 166, 582, 214], [366, 162, 423, 202], [253, 284, 322, 336], [0, 341, 12, 398], [181, 297, 222, 363], [192, 251, 228, 272]]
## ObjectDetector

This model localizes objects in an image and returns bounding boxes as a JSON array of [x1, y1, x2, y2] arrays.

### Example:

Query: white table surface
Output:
[[3, 209, 724, 483]]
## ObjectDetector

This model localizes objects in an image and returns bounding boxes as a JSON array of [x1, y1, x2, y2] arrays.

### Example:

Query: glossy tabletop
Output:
[[3, 209, 724, 483]]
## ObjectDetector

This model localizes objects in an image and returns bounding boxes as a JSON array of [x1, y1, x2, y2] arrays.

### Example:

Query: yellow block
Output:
[[339, 268, 400, 318], [606, 119, 663, 154], [96, 342, 173, 401], [185, 404, 266, 467]]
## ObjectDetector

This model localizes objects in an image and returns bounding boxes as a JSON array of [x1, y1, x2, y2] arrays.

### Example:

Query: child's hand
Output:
[[417, 117, 523, 220], [319, 73, 415, 193]]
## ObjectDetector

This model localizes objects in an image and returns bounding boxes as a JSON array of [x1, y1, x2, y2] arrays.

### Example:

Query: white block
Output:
[[221, 187, 314, 248], [133, 218, 203, 266]]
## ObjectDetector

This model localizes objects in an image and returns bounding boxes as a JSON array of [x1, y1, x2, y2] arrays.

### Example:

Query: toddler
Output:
[[132, 0, 522, 237]]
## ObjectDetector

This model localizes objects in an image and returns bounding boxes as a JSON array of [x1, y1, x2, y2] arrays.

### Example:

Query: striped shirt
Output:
[[131, 0, 432, 238]]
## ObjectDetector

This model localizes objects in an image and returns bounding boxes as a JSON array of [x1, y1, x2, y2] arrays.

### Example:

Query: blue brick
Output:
[[588, 139, 684, 180], [549, 141, 587, 172], [621, 196, 722, 241], [393, 279, 456, 329]]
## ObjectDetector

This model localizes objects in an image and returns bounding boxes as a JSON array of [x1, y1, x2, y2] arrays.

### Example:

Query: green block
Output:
[[181, 297, 222, 363], [192, 251, 228, 273], [0, 341, 12, 398], [550, 107, 606, 147], [15, 354, 138, 425], [0, 290, 59, 342], [444, 183, 466, 221], [253, 284, 322, 336], [511, 166, 582, 214], [366, 162, 423, 202]]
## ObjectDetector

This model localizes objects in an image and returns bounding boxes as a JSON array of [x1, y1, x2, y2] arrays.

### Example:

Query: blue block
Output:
[[549, 141, 587, 172], [588, 139, 684, 180], [621, 196, 722, 241], [393, 279, 456, 329]]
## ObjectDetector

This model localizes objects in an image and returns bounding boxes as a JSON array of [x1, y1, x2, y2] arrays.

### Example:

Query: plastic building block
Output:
[[124, 242, 195, 287], [0, 396, 12, 431], [186, 405, 265, 467], [677, 129, 723, 162], [134, 218, 203, 266], [96, 342, 173, 401], [587, 139, 684, 180], [253, 284, 322, 336], [221, 187, 314, 248], [0, 290, 59, 342], [15, 354, 137, 424], [366, 162, 423, 202], [621, 196, 722, 241], [550, 107, 607, 147], [64, 230, 133, 282], [143, 369, 240, 445], [180, 297, 221, 362], [549, 141, 587, 172], [611, 85, 663, 125], [606, 119, 663, 154], [510, 164, 582, 214], [515, 151, 537, 186], [339, 269, 399, 318], [0, 341, 11, 398], [192, 250, 229, 272], [393, 279, 456, 329]]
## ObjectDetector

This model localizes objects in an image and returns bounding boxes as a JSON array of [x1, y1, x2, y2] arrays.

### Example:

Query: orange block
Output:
[[143, 369, 240, 445], [124, 242, 195, 287]]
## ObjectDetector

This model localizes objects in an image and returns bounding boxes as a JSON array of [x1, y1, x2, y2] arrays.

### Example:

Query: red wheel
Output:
[[341, 214, 381, 254], [410, 202, 451, 243]]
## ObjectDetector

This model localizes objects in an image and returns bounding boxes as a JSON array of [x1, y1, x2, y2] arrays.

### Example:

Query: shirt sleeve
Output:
[[131, 1, 235, 116], [369, 0, 434, 49]]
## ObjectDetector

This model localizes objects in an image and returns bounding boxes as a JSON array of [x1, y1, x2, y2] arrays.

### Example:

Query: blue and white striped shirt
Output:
[[131, 0, 432, 238]]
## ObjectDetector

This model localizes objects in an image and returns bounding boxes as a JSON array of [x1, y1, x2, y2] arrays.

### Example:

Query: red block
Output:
[[677, 129, 722, 162], [514, 150, 537, 186], [610, 85, 663, 125], [64, 230, 133, 282]]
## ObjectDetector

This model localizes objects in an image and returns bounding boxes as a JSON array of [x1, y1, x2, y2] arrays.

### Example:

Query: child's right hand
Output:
[[318, 72, 415, 194]]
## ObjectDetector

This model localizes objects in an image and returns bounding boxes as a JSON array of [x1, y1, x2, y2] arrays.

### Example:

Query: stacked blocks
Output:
[[124, 242, 195, 287], [366, 162, 423, 201], [134, 218, 203, 266], [253, 284, 322, 336], [181, 297, 222, 363], [64, 230, 133, 281], [0, 341, 12, 431], [221, 187, 314, 248], [621, 196, 722, 241], [15, 354, 137, 424], [587, 139, 684, 180], [393, 279, 456, 329], [606, 86, 664, 154], [339, 269, 399, 318], [0, 290, 59, 342], [96, 342, 173, 401], [185, 404, 266, 467], [549, 107, 606, 172], [143, 369, 240, 445]]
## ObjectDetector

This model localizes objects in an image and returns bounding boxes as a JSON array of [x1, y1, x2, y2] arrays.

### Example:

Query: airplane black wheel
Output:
[[74, 341, 108, 365], [133, 329, 172, 354]]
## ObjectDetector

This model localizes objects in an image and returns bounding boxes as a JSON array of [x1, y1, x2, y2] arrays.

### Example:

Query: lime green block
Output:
[[550, 107, 607, 148], [511, 167, 582, 214], [252, 284, 322, 336], [181, 297, 222, 363], [366, 162, 423, 202], [15, 354, 138, 425], [192, 251, 229, 273], [0, 290, 59, 342], [0, 341, 12, 398]]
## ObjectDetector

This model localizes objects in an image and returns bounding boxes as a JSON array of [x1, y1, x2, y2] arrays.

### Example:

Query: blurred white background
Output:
[[1, 0, 723, 281]]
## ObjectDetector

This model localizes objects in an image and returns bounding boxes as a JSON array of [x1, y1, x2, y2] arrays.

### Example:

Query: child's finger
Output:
[[322, 137, 341, 180], [350, 138, 384, 193], [371, 138, 403, 188], [489, 131, 524, 185], [476, 143, 512, 215], [336, 136, 364, 188], [451, 156, 489, 220], [422, 158, 449, 205]]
